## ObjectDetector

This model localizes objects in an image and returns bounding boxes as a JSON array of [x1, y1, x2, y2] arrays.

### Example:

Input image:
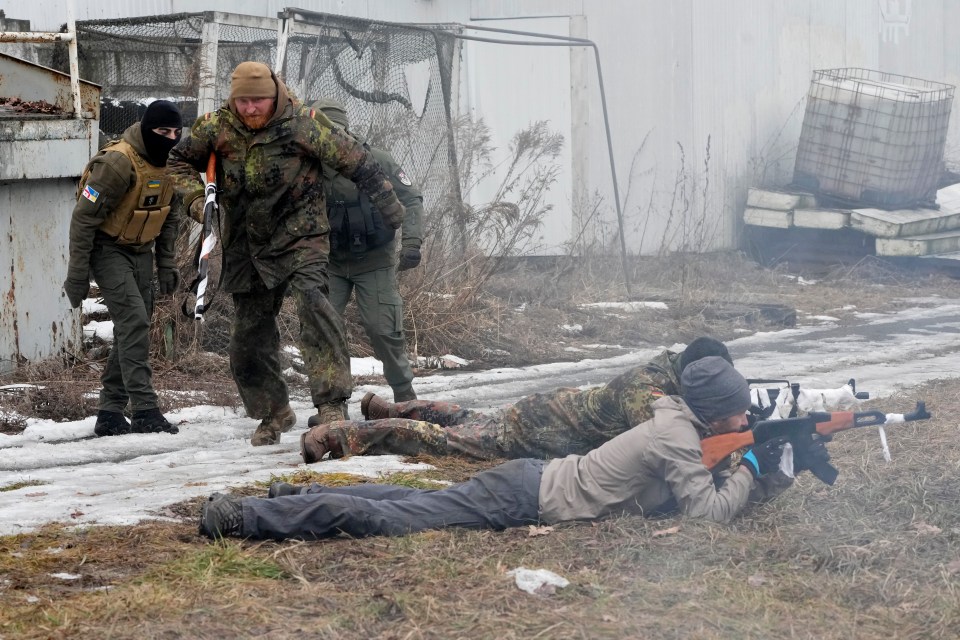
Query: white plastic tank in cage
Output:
[[793, 68, 955, 209]]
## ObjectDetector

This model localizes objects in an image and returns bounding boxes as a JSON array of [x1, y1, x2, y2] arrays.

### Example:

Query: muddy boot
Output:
[[307, 401, 349, 429], [131, 408, 179, 434], [94, 410, 131, 437], [199, 493, 244, 539], [361, 392, 396, 420], [393, 387, 418, 402], [250, 405, 297, 447], [300, 423, 347, 463], [360, 393, 467, 426]]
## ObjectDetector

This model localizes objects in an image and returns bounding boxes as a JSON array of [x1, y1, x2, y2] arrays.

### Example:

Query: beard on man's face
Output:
[[239, 110, 273, 131]]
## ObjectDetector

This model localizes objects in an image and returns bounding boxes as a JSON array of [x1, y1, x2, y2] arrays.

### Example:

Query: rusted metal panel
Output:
[[0, 180, 82, 373], [0, 118, 98, 180], [0, 52, 96, 371], [0, 52, 100, 117]]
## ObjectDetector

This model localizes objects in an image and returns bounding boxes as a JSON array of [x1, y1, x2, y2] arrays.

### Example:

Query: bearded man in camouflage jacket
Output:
[[300, 337, 732, 462], [167, 61, 405, 446]]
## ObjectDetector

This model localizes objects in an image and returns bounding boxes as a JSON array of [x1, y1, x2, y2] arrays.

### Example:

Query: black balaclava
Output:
[[140, 100, 182, 166]]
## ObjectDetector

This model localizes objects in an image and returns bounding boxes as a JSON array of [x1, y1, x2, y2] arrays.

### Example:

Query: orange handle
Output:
[[813, 412, 855, 436], [701, 431, 756, 470], [205, 153, 216, 185]]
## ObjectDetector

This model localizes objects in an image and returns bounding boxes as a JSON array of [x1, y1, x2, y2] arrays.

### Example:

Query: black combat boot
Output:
[[94, 410, 131, 437], [131, 407, 179, 434], [199, 493, 243, 539]]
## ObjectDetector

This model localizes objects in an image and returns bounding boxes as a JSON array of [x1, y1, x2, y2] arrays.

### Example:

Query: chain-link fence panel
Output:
[[62, 11, 460, 214]]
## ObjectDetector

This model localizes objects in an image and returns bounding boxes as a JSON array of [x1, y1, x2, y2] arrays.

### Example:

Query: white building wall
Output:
[[8, 0, 960, 256], [574, 0, 960, 254]]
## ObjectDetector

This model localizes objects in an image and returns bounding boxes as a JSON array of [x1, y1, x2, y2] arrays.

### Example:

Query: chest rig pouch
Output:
[[91, 140, 173, 247], [326, 172, 396, 254]]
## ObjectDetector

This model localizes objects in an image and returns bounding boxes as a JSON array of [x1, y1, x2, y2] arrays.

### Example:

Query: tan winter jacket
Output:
[[538, 395, 792, 524]]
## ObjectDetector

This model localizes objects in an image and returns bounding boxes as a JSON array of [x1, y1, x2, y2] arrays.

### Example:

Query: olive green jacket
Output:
[[67, 123, 179, 281]]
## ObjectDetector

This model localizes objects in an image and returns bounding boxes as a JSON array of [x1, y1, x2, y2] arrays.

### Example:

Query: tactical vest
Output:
[[325, 171, 396, 254], [79, 140, 173, 247]]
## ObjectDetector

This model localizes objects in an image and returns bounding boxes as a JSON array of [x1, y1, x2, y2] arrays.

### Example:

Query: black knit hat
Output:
[[680, 356, 750, 423], [141, 100, 182, 131], [680, 336, 732, 372]]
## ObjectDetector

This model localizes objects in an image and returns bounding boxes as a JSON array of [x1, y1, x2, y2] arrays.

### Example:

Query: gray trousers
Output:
[[241, 458, 546, 540], [90, 240, 158, 412], [328, 265, 415, 398]]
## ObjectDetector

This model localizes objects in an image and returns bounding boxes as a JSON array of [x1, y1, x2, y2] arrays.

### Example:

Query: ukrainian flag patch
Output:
[[146, 180, 161, 189], [81, 185, 100, 203]]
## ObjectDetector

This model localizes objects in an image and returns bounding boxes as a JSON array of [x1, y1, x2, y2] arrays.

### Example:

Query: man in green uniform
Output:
[[167, 61, 405, 446], [300, 337, 732, 461], [313, 99, 423, 405], [63, 100, 183, 436]]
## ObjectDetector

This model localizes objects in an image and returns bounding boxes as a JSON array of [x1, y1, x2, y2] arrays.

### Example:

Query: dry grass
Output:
[[2, 376, 960, 638]]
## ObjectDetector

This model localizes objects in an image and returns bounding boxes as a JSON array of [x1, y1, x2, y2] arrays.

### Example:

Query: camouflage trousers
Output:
[[229, 269, 352, 420], [321, 399, 510, 460]]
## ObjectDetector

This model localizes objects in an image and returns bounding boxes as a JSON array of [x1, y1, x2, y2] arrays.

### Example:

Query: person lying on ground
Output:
[[200, 356, 822, 541], [300, 336, 733, 462]]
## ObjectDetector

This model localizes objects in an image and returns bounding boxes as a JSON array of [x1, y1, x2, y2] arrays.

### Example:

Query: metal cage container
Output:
[[793, 68, 954, 209]]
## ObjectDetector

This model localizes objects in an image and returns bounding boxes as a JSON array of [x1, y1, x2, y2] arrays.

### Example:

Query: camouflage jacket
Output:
[[501, 349, 684, 458], [67, 123, 179, 281], [166, 73, 402, 293], [326, 144, 424, 277]]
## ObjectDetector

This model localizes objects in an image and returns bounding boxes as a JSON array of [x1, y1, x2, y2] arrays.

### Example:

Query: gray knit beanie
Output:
[[680, 356, 751, 423]]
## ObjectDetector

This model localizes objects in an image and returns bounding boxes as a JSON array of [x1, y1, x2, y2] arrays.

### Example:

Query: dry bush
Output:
[[0, 359, 98, 424]]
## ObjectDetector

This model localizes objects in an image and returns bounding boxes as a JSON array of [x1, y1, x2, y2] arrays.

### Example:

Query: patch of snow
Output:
[[81, 299, 108, 314], [83, 320, 114, 342]]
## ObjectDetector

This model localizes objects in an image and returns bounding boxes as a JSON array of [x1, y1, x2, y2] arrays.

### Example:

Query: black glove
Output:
[[63, 277, 90, 309], [157, 267, 181, 295], [793, 437, 832, 474], [740, 436, 790, 479], [398, 246, 421, 271]]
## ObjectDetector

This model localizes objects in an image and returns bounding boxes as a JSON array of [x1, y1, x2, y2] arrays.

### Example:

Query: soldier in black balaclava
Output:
[[63, 100, 184, 437]]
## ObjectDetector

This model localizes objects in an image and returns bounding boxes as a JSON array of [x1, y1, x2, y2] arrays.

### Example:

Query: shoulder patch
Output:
[[396, 169, 413, 186], [81, 184, 100, 203]]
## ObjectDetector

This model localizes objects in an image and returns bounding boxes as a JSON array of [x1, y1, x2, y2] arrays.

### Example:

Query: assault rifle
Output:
[[747, 378, 870, 425], [701, 401, 931, 485]]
